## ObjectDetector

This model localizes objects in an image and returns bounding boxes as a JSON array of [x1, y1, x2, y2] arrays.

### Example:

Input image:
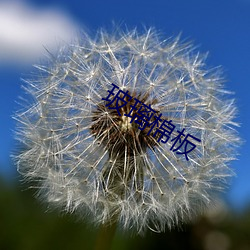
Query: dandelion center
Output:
[[90, 91, 160, 159], [14, 28, 239, 233]]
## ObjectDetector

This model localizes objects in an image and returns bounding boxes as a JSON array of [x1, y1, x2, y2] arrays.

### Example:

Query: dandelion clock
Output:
[[14, 28, 240, 236]]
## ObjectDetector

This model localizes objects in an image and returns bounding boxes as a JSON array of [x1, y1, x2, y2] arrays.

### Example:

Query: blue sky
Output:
[[1, 0, 249, 210]]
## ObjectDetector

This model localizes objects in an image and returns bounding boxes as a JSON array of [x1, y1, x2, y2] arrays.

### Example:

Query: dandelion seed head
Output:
[[14, 27, 240, 233]]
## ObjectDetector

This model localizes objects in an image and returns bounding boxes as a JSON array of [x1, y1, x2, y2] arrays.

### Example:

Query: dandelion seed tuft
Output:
[[14, 27, 240, 233]]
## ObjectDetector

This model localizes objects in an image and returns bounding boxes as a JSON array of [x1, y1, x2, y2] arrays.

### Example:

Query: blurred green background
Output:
[[1, 1, 250, 249], [1, 175, 250, 250]]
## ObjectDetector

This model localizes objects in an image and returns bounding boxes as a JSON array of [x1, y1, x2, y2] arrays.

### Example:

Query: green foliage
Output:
[[1, 177, 250, 250]]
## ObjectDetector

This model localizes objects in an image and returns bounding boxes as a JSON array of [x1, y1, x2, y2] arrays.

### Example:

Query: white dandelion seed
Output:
[[14, 27, 240, 233]]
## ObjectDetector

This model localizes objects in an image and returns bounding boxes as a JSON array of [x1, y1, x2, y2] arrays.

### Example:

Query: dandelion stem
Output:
[[94, 221, 117, 250]]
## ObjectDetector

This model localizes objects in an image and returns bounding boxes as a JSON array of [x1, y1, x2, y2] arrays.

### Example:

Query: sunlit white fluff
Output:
[[14, 27, 239, 233]]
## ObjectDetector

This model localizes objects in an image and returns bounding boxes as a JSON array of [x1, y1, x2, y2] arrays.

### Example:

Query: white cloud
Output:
[[0, 1, 78, 65]]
